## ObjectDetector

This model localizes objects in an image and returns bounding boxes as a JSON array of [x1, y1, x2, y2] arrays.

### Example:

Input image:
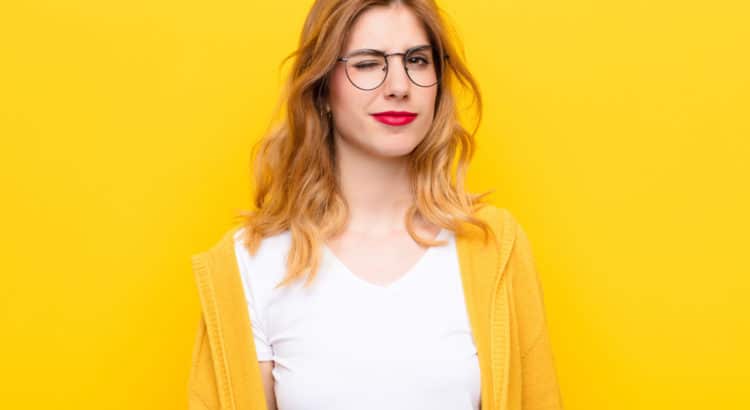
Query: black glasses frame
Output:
[[336, 45, 450, 91]]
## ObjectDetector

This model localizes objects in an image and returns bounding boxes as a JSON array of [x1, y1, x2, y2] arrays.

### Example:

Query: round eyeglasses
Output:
[[336, 45, 449, 91]]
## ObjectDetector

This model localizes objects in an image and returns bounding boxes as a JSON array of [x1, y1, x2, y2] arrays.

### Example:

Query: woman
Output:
[[187, 1, 563, 409]]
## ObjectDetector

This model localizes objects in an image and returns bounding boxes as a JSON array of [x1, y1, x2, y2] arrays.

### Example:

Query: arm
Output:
[[259, 360, 277, 410]]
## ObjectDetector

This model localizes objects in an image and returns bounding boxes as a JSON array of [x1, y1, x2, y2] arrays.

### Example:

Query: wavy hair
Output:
[[237, 0, 493, 288]]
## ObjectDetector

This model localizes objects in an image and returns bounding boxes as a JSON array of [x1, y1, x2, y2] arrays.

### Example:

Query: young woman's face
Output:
[[327, 3, 438, 160]]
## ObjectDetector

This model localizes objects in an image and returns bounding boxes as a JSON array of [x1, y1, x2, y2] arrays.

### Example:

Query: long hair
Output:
[[237, 0, 493, 289]]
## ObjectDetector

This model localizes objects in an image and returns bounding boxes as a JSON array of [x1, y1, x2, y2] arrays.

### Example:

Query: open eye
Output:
[[407, 56, 430, 65]]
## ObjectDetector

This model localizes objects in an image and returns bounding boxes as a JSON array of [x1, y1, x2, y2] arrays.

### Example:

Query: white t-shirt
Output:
[[233, 227, 481, 410]]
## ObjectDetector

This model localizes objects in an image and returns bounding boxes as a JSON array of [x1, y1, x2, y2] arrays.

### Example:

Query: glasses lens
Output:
[[405, 47, 437, 87], [345, 53, 387, 90], [342, 47, 440, 89]]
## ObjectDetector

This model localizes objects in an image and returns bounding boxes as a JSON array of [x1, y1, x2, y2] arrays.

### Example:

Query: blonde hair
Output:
[[237, 0, 493, 288]]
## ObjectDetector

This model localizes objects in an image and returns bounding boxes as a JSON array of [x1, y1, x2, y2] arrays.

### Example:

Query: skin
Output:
[[260, 4, 441, 409], [325, 2, 442, 270]]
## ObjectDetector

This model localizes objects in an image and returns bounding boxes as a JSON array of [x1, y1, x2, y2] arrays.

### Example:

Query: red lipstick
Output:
[[371, 111, 417, 126]]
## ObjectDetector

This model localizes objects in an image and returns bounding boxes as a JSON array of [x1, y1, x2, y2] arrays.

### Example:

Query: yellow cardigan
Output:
[[187, 205, 564, 410]]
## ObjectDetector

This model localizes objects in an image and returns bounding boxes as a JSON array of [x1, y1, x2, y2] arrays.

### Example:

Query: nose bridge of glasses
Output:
[[384, 52, 406, 61], [382, 52, 411, 80]]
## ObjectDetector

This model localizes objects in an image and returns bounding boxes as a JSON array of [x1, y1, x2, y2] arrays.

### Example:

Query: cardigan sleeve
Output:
[[505, 212, 564, 409], [187, 314, 220, 409]]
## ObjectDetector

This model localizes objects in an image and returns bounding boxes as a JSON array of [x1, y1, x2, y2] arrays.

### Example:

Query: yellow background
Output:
[[2, 0, 748, 408]]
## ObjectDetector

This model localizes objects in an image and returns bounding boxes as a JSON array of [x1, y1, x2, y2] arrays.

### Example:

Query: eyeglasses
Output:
[[336, 45, 449, 91]]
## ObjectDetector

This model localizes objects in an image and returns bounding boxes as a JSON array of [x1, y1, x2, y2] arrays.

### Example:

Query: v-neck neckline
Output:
[[322, 228, 449, 292]]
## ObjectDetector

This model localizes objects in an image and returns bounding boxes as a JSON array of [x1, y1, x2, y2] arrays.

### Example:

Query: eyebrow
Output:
[[344, 44, 432, 56]]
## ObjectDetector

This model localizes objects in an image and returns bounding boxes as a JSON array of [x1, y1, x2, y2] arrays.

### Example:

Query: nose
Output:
[[382, 54, 410, 98]]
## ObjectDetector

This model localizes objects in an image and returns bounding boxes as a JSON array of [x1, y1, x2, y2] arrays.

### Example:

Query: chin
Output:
[[370, 138, 423, 158], [336, 127, 426, 159]]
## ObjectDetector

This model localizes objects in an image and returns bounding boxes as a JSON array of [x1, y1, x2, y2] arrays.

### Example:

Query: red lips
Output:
[[371, 111, 417, 126]]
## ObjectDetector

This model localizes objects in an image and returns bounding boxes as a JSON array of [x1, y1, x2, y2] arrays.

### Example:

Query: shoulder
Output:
[[232, 225, 291, 252], [232, 226, 294, 291], [193, 224, 291, 259], [468, 204, 536, 282], [232, 226, 292, 267], [191, 224, 292, 284], [470, 203, 523, 245]]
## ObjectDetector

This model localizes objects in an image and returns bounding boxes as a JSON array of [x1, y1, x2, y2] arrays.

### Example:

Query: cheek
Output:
[[421, 89, 438, 123], [328, 67, 356, 112]]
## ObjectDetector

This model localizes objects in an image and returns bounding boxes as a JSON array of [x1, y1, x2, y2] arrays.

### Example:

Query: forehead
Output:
[[343, 4, 431, 53]]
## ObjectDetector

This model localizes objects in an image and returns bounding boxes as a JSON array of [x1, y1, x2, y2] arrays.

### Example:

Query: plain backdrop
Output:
[[1, 0, 748, 408]]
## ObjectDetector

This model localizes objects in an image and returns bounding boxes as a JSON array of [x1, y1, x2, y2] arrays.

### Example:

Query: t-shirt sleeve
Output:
[[246, 286, 274, 361], [234, 233, 274, 361]]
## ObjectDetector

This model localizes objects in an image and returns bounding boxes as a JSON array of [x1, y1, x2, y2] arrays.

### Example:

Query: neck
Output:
[[334, 136, 416, 235]]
